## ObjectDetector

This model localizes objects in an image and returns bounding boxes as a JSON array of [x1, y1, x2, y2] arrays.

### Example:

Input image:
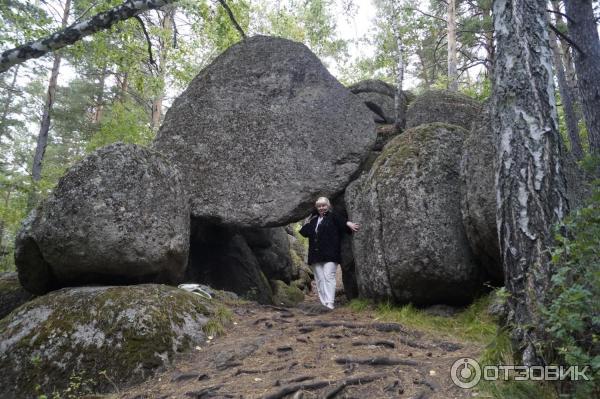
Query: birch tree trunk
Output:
[[564, 0, 600, 155], [550, 30, 584, 159], [492, 0, 569, 365], [29, 0, 72, 209], [391, 5, 405, 131], [447, 0, 458, 91]]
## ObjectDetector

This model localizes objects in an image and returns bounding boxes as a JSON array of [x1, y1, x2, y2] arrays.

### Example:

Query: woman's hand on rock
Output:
[[346, 221, 360, 232]]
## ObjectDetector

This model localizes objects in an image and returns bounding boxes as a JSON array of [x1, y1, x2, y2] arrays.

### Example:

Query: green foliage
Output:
[[86, 101, 154, 152], [202, 304, 234, 338], [347, 293, 496, 343], [540, 178, 600, 398]]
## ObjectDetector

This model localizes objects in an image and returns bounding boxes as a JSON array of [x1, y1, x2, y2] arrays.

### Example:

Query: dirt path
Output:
[[113, 280, 481, 399]]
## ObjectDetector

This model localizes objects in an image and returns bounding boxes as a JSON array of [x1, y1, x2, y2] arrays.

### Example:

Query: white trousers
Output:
[[311, 262, 337, 309]]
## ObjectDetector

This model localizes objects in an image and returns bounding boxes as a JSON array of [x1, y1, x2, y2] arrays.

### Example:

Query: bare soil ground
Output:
[[113, 271, 481, 399]]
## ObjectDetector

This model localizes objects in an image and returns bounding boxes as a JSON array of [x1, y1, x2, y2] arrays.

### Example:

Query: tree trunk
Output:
[[391, 6, 405, 130], [93, 65, 108, 124], [119, 72, 129, 102], [151, 7, 175, 131], [447, 0, 458, 91], [492, 0, 569, 366], [564, 0, 600, 155], [0, 64, 19, 140], [0, 0, 177, 73], [28, 0, 72, 209], [0, 187, 11, 260], [552, 2, 578, 95], [483, 4, 494, 77], [550, 30, 584, 159], [417, 50, 431, 89]]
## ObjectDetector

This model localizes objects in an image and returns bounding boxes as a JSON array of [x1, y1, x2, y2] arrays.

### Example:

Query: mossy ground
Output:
[[0, 284, 226, 398], [348, 292, 562, 399]]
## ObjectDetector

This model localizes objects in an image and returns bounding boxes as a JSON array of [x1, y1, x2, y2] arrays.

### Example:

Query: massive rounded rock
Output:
[[153, 35, 375, 227], [346, 123, 483, 305], [0, 284, 214, 398], [460, 107, 503, 284], [406, 90, 482, 131], [15, 143, 190, 295]]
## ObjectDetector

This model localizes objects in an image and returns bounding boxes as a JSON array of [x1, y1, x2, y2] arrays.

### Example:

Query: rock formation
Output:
[[153, 35, 375, 227], [346, 123, 483, 305], [0, 284, 215, 398], [15, 143, 189, 295]]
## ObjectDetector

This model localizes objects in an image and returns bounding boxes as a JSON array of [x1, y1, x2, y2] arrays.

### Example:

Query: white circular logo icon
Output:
[[451, 357, 482, 388]]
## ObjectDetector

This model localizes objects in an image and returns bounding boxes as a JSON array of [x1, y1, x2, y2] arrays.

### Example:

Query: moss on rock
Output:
[[271, 280, 304, 307], [0, 284, 222, 398]]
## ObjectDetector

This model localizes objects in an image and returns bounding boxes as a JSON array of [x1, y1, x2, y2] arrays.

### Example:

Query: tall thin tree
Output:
[[28, 0, 72, 209], [391, 1, 405, 130], [492, 0, 569, 365], [564, 0, 600, 155], [549, 30, 584, 160], [447, 0, 458, 91]]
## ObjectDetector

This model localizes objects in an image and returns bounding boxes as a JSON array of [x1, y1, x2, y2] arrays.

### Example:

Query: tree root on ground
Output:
[[262, 373, 388, 399], [334, 356, 419, 366]]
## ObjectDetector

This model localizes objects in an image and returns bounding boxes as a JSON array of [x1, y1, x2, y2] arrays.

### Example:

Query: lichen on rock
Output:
[[346, 123, 483, 305], [0, 284, 218, 398]]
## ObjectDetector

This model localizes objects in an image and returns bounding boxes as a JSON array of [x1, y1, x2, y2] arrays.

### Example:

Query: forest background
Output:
[[0, 0, 596, 272]]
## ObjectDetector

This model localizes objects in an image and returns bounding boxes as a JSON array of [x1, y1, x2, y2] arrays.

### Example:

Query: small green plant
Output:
[[347, 293, 496, 343], [213, 304, 233, 327], [203, 318, 225, 337], [540, 178, 600, 398], [476, 328, 558, 399]]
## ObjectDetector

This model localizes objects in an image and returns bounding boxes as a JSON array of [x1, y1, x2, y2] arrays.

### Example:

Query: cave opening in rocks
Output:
[[184, 216, 314, 305]]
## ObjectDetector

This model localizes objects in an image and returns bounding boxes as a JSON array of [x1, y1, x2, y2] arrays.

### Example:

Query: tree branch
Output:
[[549, 23, 584, 55], [403, 6, 447, 23], [216, 0, 246, 39], [546, 8, 574, 24], [133, 15, 157, 71], [0, 0, 177, 74]]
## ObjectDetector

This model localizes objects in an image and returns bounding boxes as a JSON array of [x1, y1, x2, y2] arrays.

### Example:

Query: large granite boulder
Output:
[[346, 123, 483, 305], [0, 272, 35, 320], [15, 143, 190, 295], [0, 284, 216, 398], [406, 90, 482, 131], [153, 35, 375, 227], [460, 107, 503, 284]]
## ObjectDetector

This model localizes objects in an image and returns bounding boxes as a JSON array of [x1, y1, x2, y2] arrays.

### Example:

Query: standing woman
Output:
[[299, 197, 359, 310]]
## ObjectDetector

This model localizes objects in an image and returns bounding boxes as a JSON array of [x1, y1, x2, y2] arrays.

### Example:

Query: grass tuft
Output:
[[348, 294, 497, 344]]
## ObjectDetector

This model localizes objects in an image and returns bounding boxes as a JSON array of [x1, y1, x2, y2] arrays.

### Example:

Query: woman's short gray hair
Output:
[[315, 196, 331, 207]]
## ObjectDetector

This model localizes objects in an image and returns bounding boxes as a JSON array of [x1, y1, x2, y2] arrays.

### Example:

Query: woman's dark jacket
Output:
[[299, 210, 352, 265]]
